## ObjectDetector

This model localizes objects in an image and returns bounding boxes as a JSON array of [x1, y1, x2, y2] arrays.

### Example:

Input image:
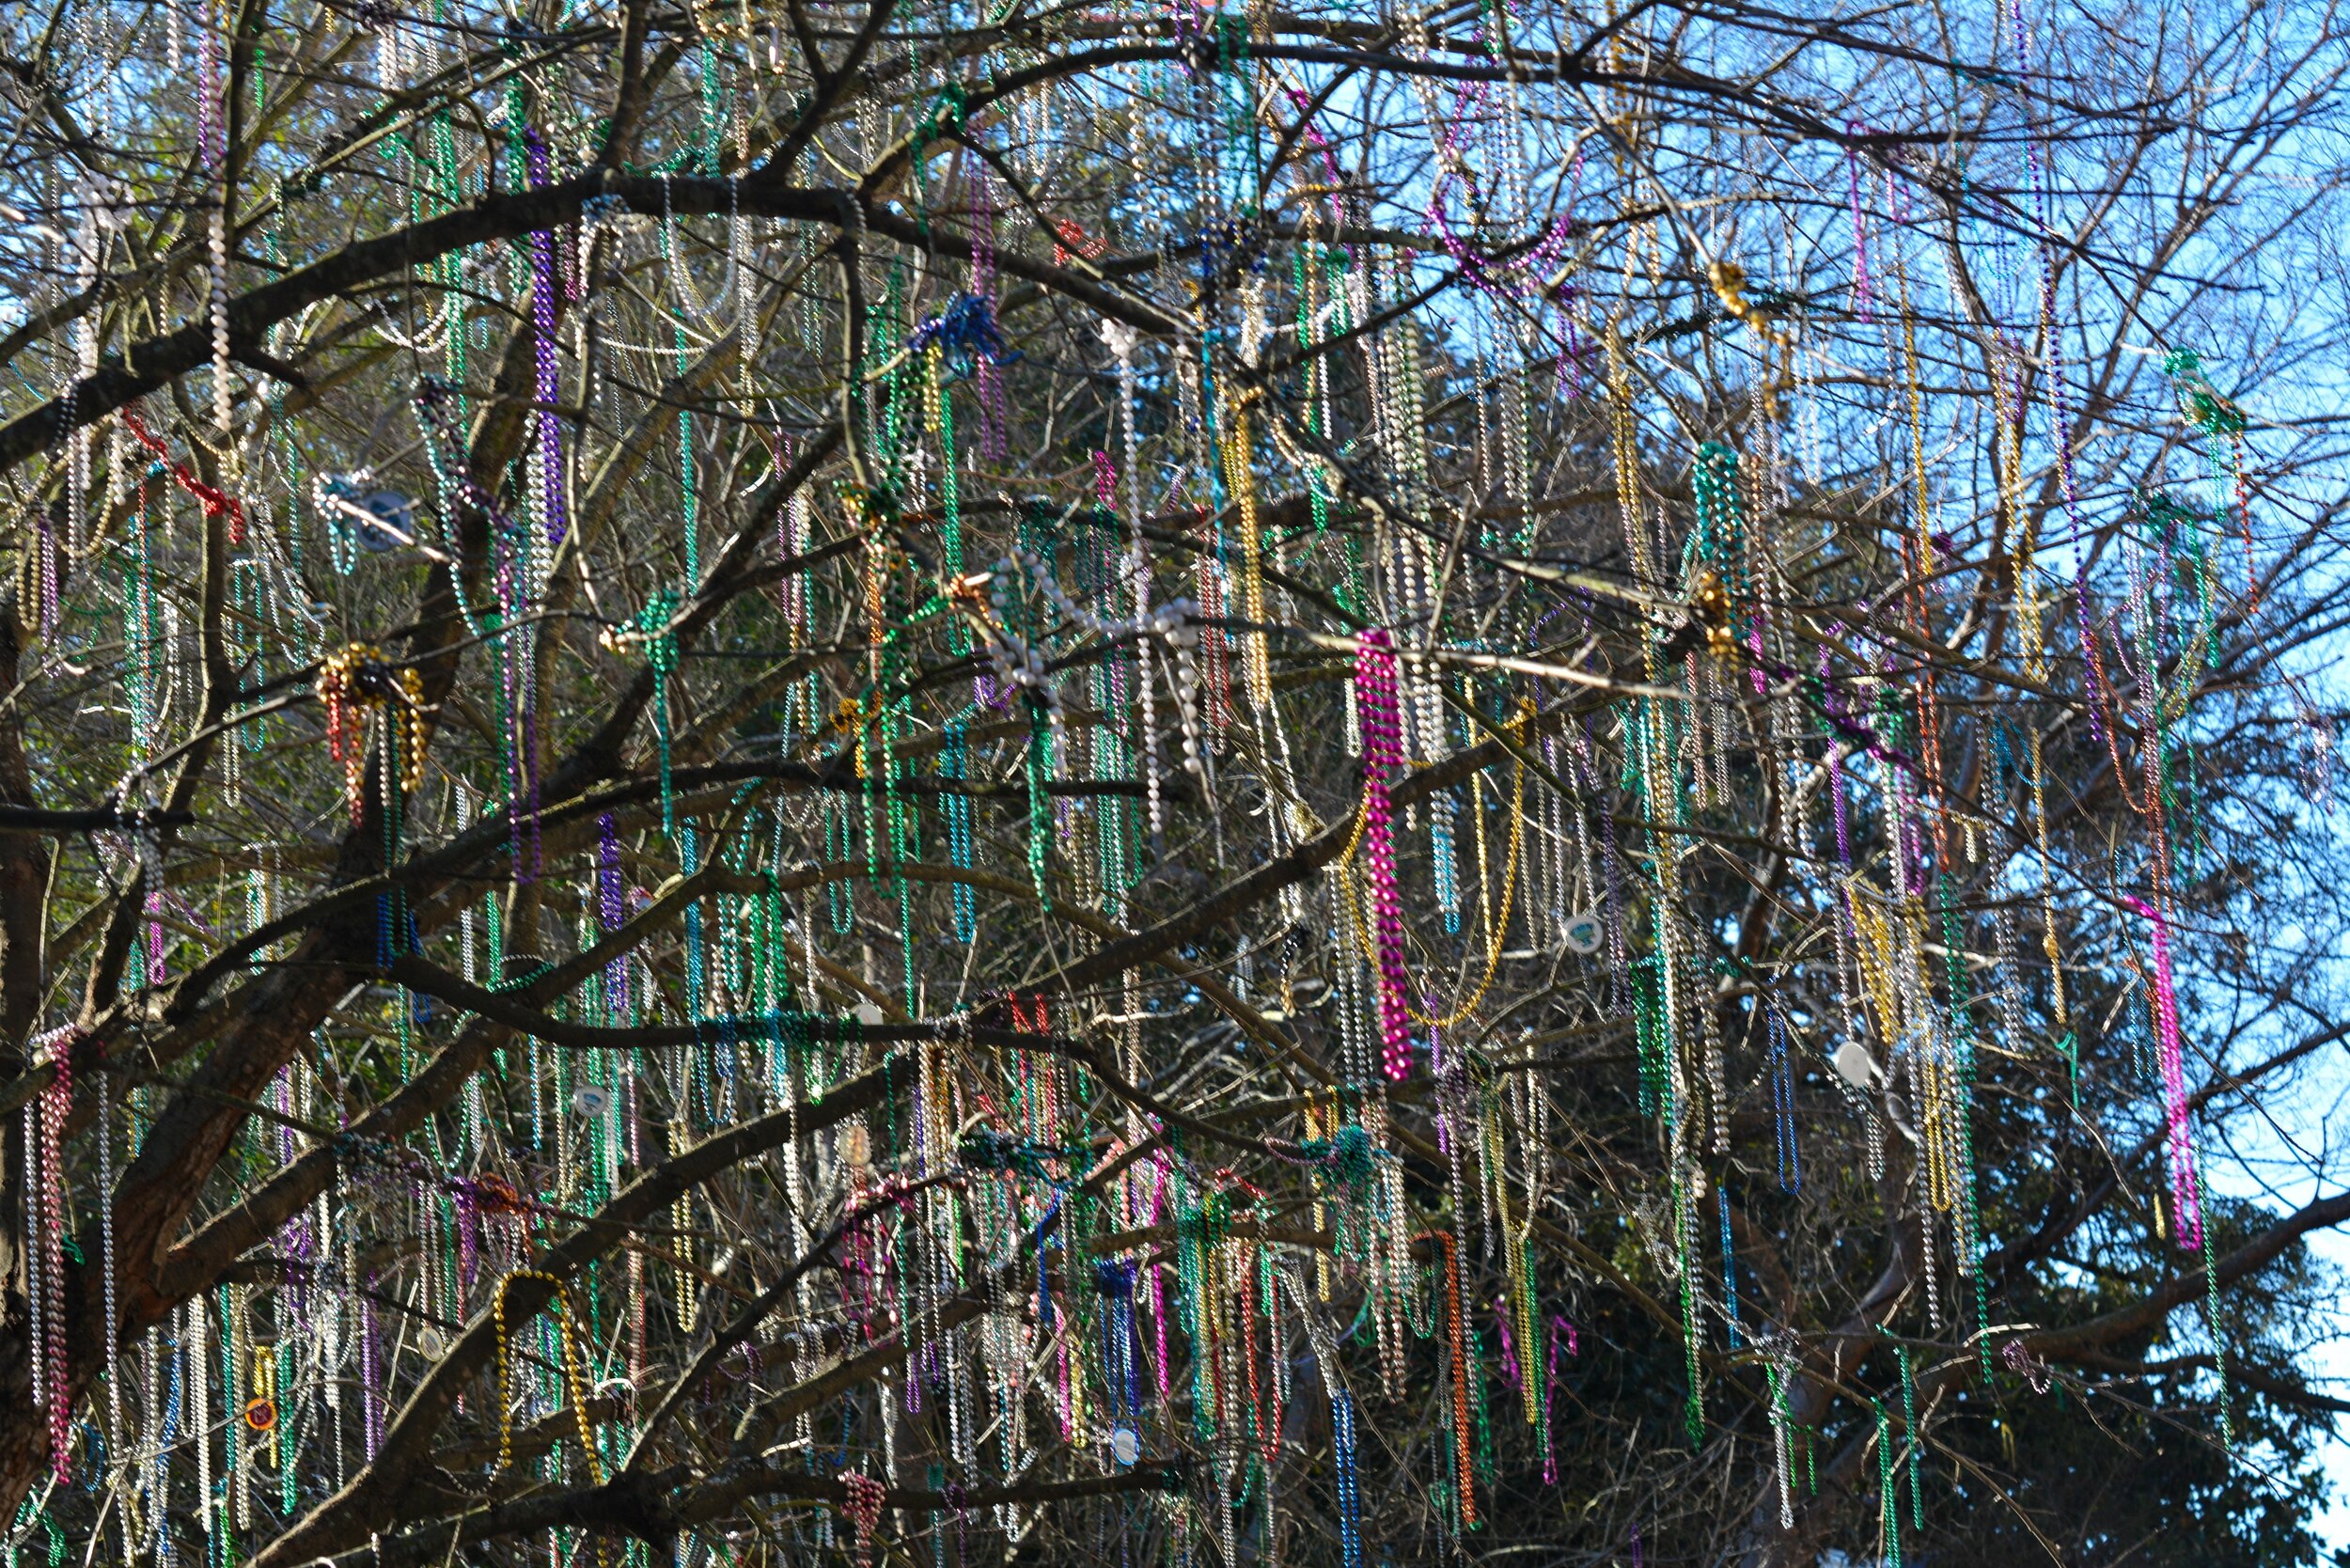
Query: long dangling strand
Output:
[[24, 1088, 45, 1442], [524, 129, 569, 554], [100, 1054, 119, 1442], [2124, 894, 2203, 1250], [1102, 321, 1161, 836], [42, 1040, 71, 1483], [1355, 631, 1411, 1081], [192, 1294, 212, 1541], [203, 0, 231, 448], [598, 812, 629, 1018]]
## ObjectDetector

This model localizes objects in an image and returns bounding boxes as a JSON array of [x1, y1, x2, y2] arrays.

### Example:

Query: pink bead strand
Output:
[[1355, 630, 1413, 1080], [2123, 895, 2204, 1249]]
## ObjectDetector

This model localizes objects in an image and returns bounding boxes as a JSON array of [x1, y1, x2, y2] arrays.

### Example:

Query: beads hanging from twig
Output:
[[1355, 631, 1411, 1081], [315, 645, 427, 823]]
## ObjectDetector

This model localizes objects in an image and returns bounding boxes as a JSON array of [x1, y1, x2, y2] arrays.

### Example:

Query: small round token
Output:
[[1109, 1425, 1141, 1466], [572, 1084, 612, 1118], [417, 1327, 446, 1360], [840, 1123, 871, 1168], [853, 1000, 885, 1027], [356, 490, 415, 552], [1562, 911, 1603, 955], [243, 1398, 278, 1433]]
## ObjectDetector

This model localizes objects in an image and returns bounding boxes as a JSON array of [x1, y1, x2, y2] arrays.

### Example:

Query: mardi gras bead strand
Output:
[[122, 409, 248, 546], [1896, 1342, 1923, 1529], [1874, 1397, 1903, 1568], [2007, 1, 2091, 587], [524, 130, 569, 550], [965, 169, 1008, 462], [940, 718, 979, 941], [1763, 1348, 1796, 1528], [1718, 1187, 1742, 1349], [1432, 1230, 1478, 1529], [87, 1058, 120, 1454], [191, 1293, 212, 1536], [840, 1469, 885, 1568], [923, 343, 964, 595], [221, 1282, 246, 1534], [1767, 1001, 1802, 1193], [2199, 1185, 2234, 1451], [1634, 698, 1694, 1138], [1503, 1227, 1542, 1429], [493, 1272, 603, 1484], [1096, 320, 1162, 832], [1939, 882, 1991, 1355], [38, 1047, 72, 1484], [316, 645, 427, 823], [20, 1041, 61, 1481], [1431, 786, 1460, 933], [1218, 396, 1275, 714], [1340, 918, 1376, 1091], [201, 0, 231, 446], [142, 1326, 169, 1555], [1673, 1167, 1706, 1448], [1355, 632, 1412, 1080], [597, 812, 630, 1018], [2123, 894, 2204, 1249]]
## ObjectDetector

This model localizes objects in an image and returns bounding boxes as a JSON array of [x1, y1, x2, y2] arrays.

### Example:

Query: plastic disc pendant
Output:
[[357, 490, 416, 552], [853, 1000, 885, 1027], [417, 1327, 446, 1360], [1562, 911, 1603, 955], [1831, 1038, 1877, 1090], [1109, 1425, 1141, 1466], [572, 1084, 612, 1118]]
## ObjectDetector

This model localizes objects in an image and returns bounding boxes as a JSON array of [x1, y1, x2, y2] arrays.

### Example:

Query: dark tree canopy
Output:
[[0, 0, 2348, 1565]]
